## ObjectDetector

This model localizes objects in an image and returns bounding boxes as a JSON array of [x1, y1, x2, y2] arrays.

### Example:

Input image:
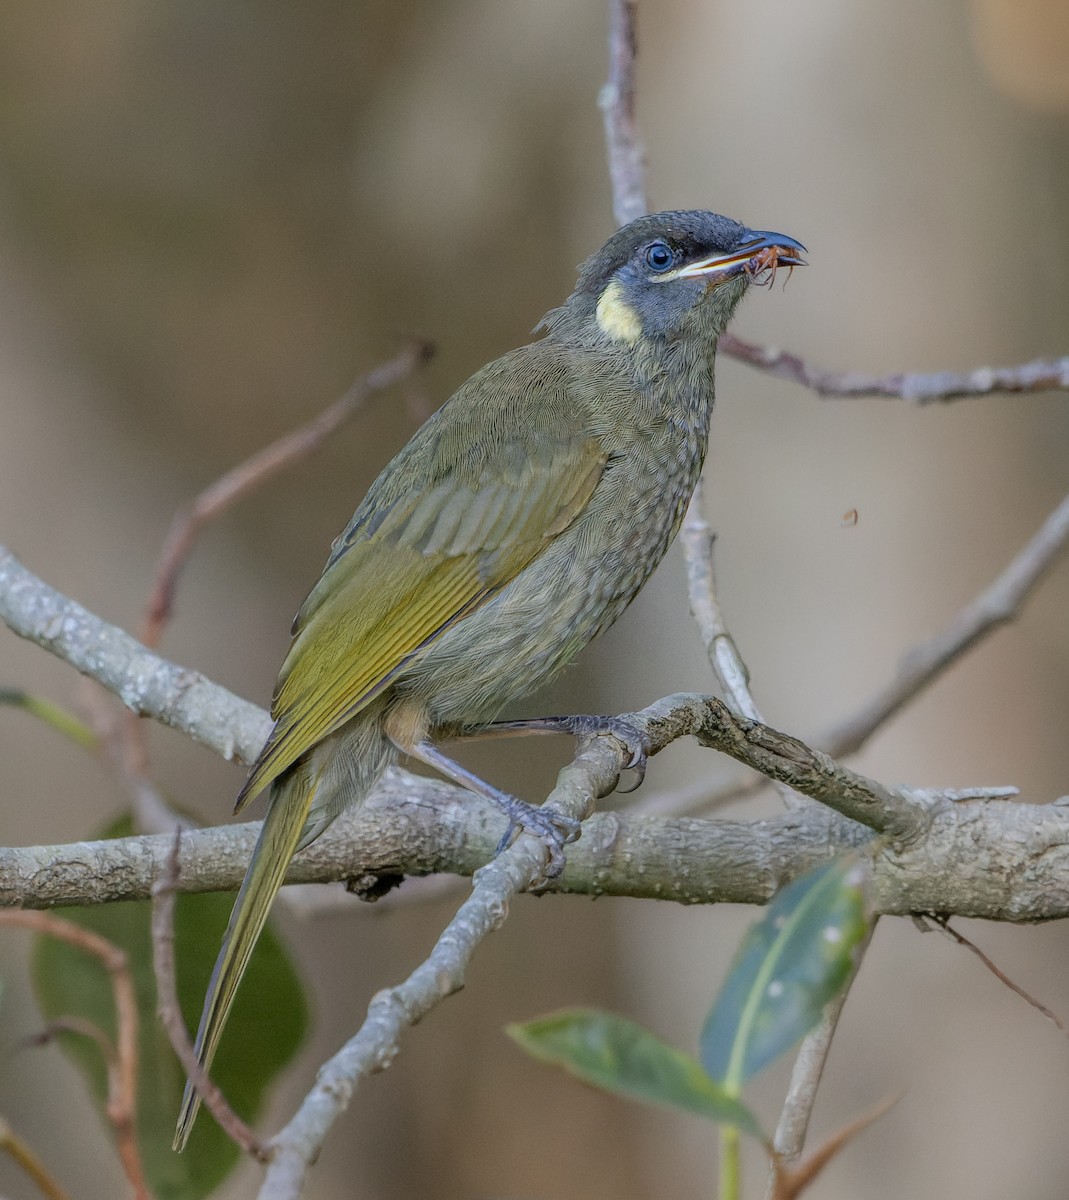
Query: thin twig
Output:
[[929, 917, 1069, 1040], [681, 482, 806, 817], [150, 830, 265, 1158], [0, 1114, 72, 1200], [0, 912, 148, 1200], [0, 689, 98, 749], [30, 1016, 118, 1065], [680, 481, 762, 722], [767, 922, 876, 1187], [139, 339, 431, 648], [598, 0, 646, 225], [821, 488, 1069, 758], [719, 333, 1069, 402]]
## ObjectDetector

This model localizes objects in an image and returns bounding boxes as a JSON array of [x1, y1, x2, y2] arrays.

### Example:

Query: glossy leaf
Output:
[[31, 815, 308, 1200], [508, 1008, 763, 1138], [701, 858, 867, 1093]]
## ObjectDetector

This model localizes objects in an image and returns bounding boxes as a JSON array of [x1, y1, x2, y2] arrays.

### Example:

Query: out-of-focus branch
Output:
[[720, 333, 1069, 402], [139, 340, 431, 648], [642, 485, 1069, 818], [0, 911, 147, 1200], [821, 487, 1069, 757], [599, 0, 646, 225], [0, 1114, 72, 1200], [119, 342, 429, 829]]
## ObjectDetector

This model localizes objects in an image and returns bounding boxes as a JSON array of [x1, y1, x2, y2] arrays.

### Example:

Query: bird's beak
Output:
[[676, 230, 807, 285]]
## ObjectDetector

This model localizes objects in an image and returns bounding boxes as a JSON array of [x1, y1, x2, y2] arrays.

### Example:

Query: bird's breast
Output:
[[397, 380, 713, 727]]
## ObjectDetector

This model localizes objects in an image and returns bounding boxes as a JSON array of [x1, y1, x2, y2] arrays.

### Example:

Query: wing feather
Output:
[[235, 425, 608, 810]]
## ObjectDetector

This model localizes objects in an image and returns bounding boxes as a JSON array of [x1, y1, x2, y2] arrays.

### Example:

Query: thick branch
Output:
[[0, 545, 270, 765], [5, 778, 1069, 922]]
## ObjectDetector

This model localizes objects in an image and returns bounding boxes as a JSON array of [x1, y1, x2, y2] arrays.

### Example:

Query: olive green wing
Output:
[[234, 428, 608, 810]]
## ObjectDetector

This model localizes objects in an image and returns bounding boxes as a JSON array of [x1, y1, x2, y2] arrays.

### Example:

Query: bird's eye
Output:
[[644, 241, 674, 273]]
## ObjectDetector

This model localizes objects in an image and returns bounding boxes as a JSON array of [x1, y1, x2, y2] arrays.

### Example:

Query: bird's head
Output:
[[552, 210, 805, 347]]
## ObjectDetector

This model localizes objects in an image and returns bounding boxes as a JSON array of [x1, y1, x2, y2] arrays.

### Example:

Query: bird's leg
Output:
[[453, 715, 652, 793], [393, 737, 580, 876]]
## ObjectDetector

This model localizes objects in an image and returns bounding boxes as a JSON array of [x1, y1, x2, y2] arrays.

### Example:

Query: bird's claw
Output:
[[494, 802, 581, 879], [562, 714, 651, 793]]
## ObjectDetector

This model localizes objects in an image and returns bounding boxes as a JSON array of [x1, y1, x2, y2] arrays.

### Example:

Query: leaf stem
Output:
[[719, 1124, 741, 1200]]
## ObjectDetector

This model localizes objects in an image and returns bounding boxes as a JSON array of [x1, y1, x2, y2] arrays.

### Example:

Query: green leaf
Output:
[[0, 688, 97, 748], [508, 1008, 763, 1139], [701, 858, 868, 1093], [31, 814, 309, 1200]]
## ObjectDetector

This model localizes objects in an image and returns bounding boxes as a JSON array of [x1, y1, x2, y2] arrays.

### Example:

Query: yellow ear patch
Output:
[[595, 279, 642, 343]]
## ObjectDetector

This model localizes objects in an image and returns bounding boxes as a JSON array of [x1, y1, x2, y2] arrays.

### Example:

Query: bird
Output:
[[174, 208, 805, 1149]]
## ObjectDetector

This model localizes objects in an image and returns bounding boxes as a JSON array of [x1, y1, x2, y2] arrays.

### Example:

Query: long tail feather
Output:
[[172, 777, 312, 1151]]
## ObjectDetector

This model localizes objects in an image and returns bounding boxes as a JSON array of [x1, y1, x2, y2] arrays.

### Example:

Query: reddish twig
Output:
[[139, 338, 432, 648], [720, 333, 1069, 403], [30, 1015, 119, 1063], [0, 911, 148, 1200], [930, 917, 1069, 1040], [598, 0, 647, 226], [121, 339, 431, 821], [150, 830, 265, 1159], [769, 1091, 901, 1199]]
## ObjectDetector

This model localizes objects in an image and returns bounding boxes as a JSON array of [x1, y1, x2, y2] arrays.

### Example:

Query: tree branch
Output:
[[0, 544, 271, 767], [139, 340, 431, 649], [0, 911, 148, 1200], [258, 714, 613, 1197], [5, 764, 1069, 921], [719, 333, 1069, 402], [599, 0, 646, 225], [820, 486, 1069, 757]]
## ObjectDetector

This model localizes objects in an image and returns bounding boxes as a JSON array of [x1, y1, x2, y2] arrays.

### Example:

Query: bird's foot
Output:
[[482, 713, 652, 793], [391, 736, 581, 879], [553, 714, 651, 793], [492, 796, 581, 878]]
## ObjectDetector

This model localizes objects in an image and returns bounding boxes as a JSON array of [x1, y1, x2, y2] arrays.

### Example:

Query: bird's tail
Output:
[[173, 714, 394, 1151], [173, 768, 313, 1151]]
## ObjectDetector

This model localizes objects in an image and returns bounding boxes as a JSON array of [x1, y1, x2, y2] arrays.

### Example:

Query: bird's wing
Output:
[[234, 410, 608, 810]]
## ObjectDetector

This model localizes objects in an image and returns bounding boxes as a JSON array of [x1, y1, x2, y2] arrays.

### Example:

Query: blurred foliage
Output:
[[31, 814, 308, 1200]]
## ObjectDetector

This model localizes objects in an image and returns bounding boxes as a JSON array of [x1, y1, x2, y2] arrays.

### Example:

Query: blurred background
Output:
[[2, 0, 1069, 1196]]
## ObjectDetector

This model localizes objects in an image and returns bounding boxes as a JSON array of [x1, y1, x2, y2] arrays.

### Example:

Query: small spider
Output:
[[745, 245, 796, 289]]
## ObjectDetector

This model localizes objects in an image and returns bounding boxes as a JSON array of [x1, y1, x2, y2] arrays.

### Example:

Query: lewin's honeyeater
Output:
[[175, 209, 805, 1148]]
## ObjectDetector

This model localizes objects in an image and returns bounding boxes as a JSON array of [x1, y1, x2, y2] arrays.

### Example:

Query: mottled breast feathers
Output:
[[234, 344, 621, 811]]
